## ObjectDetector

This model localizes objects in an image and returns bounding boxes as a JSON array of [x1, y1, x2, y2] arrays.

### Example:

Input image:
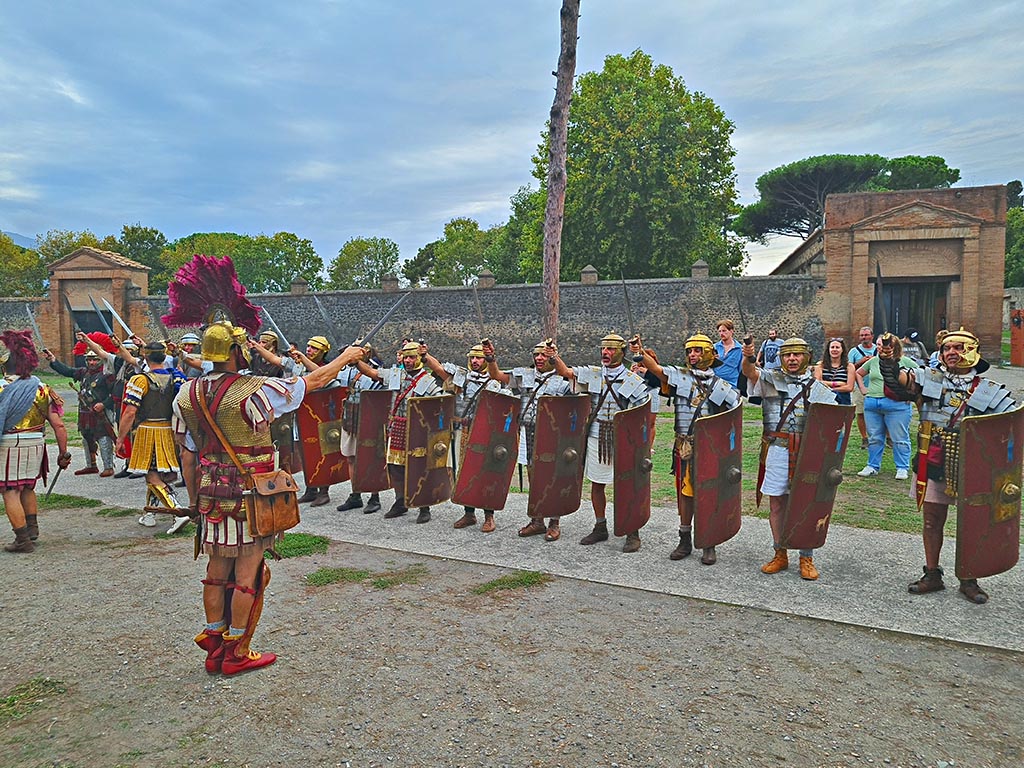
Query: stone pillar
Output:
[[477, 269, 496, 289], [290, 278, 308, 295], [690, 259, 709, 279], [381, 275, 400, 293], [581, 265, 598, 284]]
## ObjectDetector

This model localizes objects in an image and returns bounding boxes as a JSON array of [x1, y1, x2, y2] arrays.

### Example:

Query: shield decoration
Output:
[[296, 385, 351, 487], [270, 412, 299, 474], [692, 403, 743, 548], [351, 389, 392, 493], [404, 394, 455, 507], [612, 402, 653, 536], [779, 402, 855, 550], [955, 407, 1024, 580], [527, 394, 591, 519], [451, 389, 521, 510]]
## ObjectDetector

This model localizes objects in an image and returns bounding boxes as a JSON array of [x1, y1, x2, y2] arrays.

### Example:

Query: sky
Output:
[[1, 1, 1021, 276]]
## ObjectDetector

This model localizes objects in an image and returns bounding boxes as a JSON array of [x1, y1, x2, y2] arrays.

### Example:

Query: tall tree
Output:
[[1006, 207, 1024, 287], [481, 185, 546, 284], [402, 241, 437, 287], [430, 218, 492, 286], [1007, 180, 1023, 209], [0, 234, 47, 297], [541, 0, 580, 339], [534, 49, 741, 280], [327, 236, 400, 290], [871, 155, 960, 191], [116, 223, 169, 272], [34, 229, 101, 263]]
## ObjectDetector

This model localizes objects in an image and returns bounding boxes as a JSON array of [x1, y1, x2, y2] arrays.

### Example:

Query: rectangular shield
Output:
[[527, 394, 591, 519], [955, 407, 1024, 580], [692, 404, 743, 549], [296, 385, 351, 487], [351, 389, 391, 493], [404, 394, 455, 508], [452, 389, 521, 510], [612, 402, 652, 536], [779, 402, 855, 550]]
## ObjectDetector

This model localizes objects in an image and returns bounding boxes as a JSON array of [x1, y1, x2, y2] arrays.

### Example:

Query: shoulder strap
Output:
[[772, 376, 813, 434], [194, 378, 249, 477]]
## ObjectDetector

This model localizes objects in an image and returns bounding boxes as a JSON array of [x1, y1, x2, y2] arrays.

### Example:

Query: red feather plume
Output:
[[162, 254, 262, 334], [0, 329, 38, 377], [73, 331, 118, 356]]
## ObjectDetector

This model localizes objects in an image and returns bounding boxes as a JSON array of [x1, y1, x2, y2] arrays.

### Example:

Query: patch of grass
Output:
[[0, 493, 103, 515], [154, 522, 196, 539], [0, 678, 67, 725], [472, 570, 552, 594], [96, 507, 135, 518], [305, 566, 372, 586], [267, 532, 330, 559], [371, 563, 427, 589]]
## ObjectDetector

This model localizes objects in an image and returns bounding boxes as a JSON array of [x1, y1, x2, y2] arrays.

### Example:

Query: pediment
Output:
[[851, 200, 984, 230], [48, 246, 150, 273]]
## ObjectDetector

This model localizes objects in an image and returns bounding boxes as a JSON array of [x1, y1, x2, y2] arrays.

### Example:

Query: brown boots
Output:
[[4, 526, 35, 553], [579, 519, 609, 545], [761, 549, 789, 574], [908, 566, 945, 594], [26, 514, 39, 541]]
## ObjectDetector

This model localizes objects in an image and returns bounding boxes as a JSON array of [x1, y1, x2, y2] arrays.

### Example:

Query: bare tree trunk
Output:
[[541, 0, 580, 343]]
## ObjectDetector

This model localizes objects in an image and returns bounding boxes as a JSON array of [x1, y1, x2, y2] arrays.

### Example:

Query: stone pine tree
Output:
[[542, 0, 580, 342]]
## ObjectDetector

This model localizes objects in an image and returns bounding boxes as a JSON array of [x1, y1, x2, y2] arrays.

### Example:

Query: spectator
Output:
[[856, 334, 918, 480], [901, 328, 928, 367], [847, 326, 876, 449], [814, 337, 855, 405]]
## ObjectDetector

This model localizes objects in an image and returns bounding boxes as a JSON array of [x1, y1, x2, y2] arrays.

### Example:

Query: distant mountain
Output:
[[2, 230, 37, 250]]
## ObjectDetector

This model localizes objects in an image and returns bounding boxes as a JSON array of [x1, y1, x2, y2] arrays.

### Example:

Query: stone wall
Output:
[[135, 275, 824, 368]]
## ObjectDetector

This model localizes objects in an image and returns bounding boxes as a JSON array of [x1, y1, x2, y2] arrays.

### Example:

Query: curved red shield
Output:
[[527, 394, 591, 519], [692, 404, 743, 548], [779, 402, 855, 550], [404, 394, 455, 508], [612, 402, 652, 536], [296, 385, 350, 487], [452, 390, 521, 510], [351, 389, 391, 493], [956, 408, 1024, 579]]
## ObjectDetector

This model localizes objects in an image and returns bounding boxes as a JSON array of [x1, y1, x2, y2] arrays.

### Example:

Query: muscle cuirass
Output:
[[761, 370, 813, 436], [136, 372, 176, 422], [178, 374, 275, 451]]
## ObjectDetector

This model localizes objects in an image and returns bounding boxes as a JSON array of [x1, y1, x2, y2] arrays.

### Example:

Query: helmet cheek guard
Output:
[[600, 333, 627, 366], [779, 337, 813, 375]]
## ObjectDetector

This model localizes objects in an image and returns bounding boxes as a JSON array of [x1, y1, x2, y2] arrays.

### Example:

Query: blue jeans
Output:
[[863, 396, 911, 471]]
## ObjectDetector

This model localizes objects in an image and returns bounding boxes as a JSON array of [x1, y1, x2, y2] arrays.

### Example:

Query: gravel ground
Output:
[[0, 503, 1021, 768]]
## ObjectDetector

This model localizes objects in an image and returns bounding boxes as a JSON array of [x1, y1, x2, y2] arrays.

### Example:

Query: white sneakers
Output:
[[138, 512, 157, 527], [857, 466, 879, 477], [895, 469, 909, 480], [167, 516, 191, 535]]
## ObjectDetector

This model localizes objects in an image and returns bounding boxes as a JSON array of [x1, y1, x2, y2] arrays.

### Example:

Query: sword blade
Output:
[[88, 295, 115, 336], [620, 272, 637, 341], [25, 303, 46, 349], [61, 293, 84, 333], [312, 295, 342, 350], [875, 261, 890, 335], [44, 466, 63, 499], [471, 283, 486, 339], [259, 306, 291, 352], [100, 297, 135, 339], [357, 292, 411, 347]]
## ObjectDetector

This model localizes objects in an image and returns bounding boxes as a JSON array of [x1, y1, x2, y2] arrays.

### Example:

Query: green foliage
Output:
[[1007, 180, 1023, 209], [482, 186, 546, 283], [268, 532, 330, 558], [402, 241, 437, 287], [0, 678, 67, 724], [471, 570, 553, 594], [158, 232, 325, 294], [0, 234, 47, 296], [734, 154, 960, 239], [533, 49, 742, 279], [115, 223, 168, 273], [1005, 207, 1024, 287], [327, 236, 400, 290], [34, 228, 101, 263]]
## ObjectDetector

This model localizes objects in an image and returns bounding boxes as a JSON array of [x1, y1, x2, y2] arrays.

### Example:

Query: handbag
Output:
[[196, 383, 300, 538]]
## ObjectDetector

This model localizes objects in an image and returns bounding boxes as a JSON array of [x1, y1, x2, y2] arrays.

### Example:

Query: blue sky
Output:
[[2, 1, 1020, 275]]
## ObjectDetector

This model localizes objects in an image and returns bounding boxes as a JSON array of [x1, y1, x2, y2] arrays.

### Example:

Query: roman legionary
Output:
[[334, 345, 385, 515], [424, 342, 507, 532], [550, 333, 653, 553], [248, 330, 293, 378], [881, 327, 1018, 604], [742, 337, 835, 580], [292, 335, 335, 506], [44, 338, 118, 477], [173, 332, 205, 379], [0, 330, 71, 552], [633, 333, 741, 564], [353, 340, 443, 524], [115, 341, 191, 534], [486, 338, 573, 541], [174, 322, 364, 674]]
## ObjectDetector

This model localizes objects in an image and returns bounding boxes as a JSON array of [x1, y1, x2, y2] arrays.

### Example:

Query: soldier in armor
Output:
[[248, 330, 294, 378], [115, 341, 191, 534], [424, 342, 506, 532], [174, 322, 363, 674], [292, 335, 335, 506], [881, 327, 1017, 603], [742, 337, 834, 580], [43, 346, 117, 477], [550, 333, 653, 553], [353, 340, 443, 524], [173, 332, 205, 379], [0, 330, 72, 552], [633, 333, 740, 564], [486, 339, 572, 541], [334, 344, 385, 514]]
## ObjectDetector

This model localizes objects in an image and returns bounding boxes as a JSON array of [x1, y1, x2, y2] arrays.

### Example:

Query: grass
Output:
[[268, 532, 330, 558], [304, 562, 428, 589], [0, 493, 102, 515], [96, 507, 135, 518], [472, 570, 552, 594], [0, 678, 67, 725]]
